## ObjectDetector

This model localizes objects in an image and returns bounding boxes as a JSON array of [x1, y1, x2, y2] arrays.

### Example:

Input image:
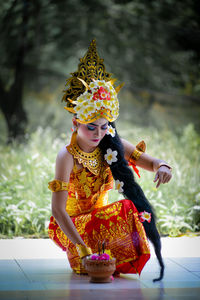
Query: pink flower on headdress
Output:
[[139, 211, 151, 223], [98, 87, 106, 99], [93, 92, 100, 101], [100, 87, 111, 101], [92, 86, 111, 101], [106, 93, 111, 100]]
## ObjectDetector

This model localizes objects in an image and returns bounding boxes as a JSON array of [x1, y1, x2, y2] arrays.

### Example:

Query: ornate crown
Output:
[[62, 40, 123, 124]]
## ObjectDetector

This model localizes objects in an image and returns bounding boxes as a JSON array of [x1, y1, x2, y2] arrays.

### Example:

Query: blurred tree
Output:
[[0, 0, 30, 141], [0, 0, 199, 141]]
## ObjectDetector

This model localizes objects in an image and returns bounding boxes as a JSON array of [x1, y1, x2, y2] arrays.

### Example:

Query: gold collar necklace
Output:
[[66, 131, 103, 175]]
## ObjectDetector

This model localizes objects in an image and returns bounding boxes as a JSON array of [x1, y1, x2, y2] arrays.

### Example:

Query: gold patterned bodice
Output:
[[65, 132, 113, 217]]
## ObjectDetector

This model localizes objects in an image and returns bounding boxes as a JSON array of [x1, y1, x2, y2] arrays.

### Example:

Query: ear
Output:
[[72, 117, 78, 127]]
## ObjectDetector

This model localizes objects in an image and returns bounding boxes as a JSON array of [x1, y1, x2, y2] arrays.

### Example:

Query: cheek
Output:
[[79, 127, 93, 138], [101, 130, 107, 138]]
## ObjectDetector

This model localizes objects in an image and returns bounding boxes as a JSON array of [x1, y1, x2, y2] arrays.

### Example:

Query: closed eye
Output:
[[87, 125, 96, 131], [87, 123, 108, 131]]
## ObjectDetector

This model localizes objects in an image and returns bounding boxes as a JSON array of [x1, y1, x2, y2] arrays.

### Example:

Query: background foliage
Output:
[[0, 116, 200, 237], [1, 0, 200, 140], [0, 0, 200, 237]]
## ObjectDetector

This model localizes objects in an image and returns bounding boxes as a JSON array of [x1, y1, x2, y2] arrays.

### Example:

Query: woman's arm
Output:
[[51, 146, 87, 247], [121, 138, 172, 188]]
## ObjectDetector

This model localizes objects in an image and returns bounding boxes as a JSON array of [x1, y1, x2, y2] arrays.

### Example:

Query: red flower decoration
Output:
[[93, 92, 100, 100], [92, 87, 111, 101], [139, 211, 151, 223], [107, 94, 111, 100]]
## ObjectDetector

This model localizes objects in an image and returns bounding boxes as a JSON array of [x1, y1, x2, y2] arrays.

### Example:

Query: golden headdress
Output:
[[62, 40, 123, 124]]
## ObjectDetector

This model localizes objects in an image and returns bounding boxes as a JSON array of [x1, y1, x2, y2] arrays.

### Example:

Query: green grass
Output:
[[0, 91, 200, 238], [0, 122, 199, 237]]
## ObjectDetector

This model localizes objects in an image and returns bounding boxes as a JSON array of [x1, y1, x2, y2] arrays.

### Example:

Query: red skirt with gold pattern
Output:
[[48, 199, 150, 275]]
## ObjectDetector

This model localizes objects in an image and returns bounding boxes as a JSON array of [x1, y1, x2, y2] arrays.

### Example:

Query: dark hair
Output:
[[99, 122, 154, 214], [99, 122, 164, 282]]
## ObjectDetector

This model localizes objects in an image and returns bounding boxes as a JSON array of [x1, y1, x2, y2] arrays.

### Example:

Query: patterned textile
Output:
[[48, 199, 150, 275], [65, 162, 113, 217], [48, 133, 150, 275]]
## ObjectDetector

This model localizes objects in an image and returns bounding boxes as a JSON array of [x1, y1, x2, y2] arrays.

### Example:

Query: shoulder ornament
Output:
[[129, 140, 146, 162], [48, 179, 69, 192], [128, 141, 146, 178]]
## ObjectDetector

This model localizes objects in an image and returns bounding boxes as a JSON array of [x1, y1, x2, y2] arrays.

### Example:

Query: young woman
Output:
[[48, 40, 172, 281]]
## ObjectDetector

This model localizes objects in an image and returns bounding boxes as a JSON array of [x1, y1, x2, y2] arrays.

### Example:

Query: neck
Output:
[[76, 134, 96, 153]]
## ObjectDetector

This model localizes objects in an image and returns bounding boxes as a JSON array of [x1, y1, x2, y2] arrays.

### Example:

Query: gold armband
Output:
[[129, 140, 146, 162], [48, 179, 69, 192], [75, 243, 92, 259], [155, 162, 172, 172]]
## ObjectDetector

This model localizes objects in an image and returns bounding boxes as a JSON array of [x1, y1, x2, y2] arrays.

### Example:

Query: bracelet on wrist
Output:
[[75, 243, 92, 259], [156, 162, 172, 172]]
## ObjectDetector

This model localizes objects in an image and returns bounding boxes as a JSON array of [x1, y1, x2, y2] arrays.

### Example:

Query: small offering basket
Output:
[[84, 241, 116, 283], [85, 257, 116, 283]]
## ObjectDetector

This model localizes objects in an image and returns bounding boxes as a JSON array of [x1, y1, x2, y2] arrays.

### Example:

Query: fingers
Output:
[[163, 175, 171, 183], [154, 170, 172, 188], [162, 174, 168, 184], [163, 172, 172, 183], [156, 178, 161, 188], [81, 256, 87, 268], [154, 172, 159, 182]]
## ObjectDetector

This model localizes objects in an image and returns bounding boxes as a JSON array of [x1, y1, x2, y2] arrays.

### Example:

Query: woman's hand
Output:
[[81, 256, 89, 269], [153, 166, 172, 188]]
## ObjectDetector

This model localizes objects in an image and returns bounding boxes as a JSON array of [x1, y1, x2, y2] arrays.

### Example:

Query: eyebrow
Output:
[[89, 122, 108, 127]]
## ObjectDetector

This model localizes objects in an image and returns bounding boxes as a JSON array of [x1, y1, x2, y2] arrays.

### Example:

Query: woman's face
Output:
[[75, 118, 108, 151]]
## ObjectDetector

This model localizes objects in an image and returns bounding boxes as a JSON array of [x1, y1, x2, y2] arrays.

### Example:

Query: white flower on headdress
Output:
[[73, 80, 119, 123], [95, 101, 102, 109], [78, 112, 86, 120], [83, 105, 94, 117], [106, 125, 116, 137], [104, 148, 118, 165], [115, 180, 124, 193]]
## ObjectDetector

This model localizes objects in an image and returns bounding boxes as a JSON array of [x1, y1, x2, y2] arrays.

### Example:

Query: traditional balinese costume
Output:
[[48, 40, 150, 275]]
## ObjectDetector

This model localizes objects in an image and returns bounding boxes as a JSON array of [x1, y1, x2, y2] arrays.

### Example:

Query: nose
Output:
[[94, 127, 101, 138]]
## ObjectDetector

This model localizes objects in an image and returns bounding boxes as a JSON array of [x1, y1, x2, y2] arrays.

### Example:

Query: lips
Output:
[[92, 139, 100, 142]]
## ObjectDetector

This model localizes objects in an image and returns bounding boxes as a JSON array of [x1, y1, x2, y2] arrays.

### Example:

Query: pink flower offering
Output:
[[97, 253, 110, 260], [85, 243, 115, 283], [90, 254, 99, 260], [90, 253, 110, 261]]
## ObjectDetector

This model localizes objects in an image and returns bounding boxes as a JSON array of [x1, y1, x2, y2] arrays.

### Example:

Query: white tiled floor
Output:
[[0, 237, 200, 299]]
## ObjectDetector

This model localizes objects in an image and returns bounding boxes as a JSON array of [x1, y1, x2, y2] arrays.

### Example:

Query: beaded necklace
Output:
[[66, 131, 103, 176]]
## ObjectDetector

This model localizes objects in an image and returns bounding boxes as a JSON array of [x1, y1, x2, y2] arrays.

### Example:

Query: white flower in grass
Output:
[[115, 180, 124, 193], [106, 125, 116, 137], [104, 148, 118, 165]]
